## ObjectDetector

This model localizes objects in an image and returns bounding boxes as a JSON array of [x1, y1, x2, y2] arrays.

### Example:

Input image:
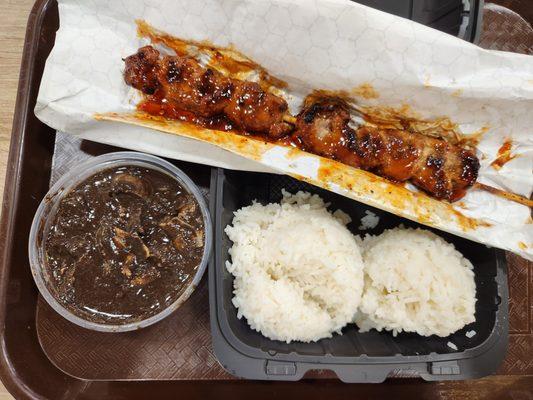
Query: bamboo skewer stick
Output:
[[283, 114, 297, 125], [473, 182, 533, 208]]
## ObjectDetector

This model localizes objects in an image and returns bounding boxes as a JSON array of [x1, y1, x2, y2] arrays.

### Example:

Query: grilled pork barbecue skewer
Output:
[[291, 98, 479, 202], [124, 46, 532, 206], [124, 46, 293, 138]]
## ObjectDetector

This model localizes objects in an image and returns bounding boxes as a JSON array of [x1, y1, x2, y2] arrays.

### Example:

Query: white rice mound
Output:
[[355, 228, 476, 337], [225, 190, 364, 343]]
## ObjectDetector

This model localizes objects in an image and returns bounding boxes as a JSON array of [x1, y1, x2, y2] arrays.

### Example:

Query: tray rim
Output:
[[0, 0, 57, 398]]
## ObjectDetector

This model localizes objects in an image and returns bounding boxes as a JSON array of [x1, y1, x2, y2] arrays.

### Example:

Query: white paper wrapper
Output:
[[35, 0, 533, 260]]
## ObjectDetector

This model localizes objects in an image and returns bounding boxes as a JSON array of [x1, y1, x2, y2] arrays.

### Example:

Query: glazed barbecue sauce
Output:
[[139, 96, 298, 148], [139, 97, 236, 132], [44, 166, 205, 325]]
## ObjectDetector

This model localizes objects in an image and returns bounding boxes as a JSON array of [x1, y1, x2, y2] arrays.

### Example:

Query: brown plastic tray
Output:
[[0, 0, 532, 398]]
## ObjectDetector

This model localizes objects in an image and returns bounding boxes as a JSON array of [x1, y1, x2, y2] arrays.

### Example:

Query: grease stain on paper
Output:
[[451, 88, 463, 97], [490, 138, 517, 170], [316, 159, 490, 231], [351, 83, 379, 99]]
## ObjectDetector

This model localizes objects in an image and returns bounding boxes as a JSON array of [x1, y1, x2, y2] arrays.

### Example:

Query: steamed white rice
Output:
[[355, 228, 476, 337], [224, 190, 364, 343], [358, 210, 380, 230]]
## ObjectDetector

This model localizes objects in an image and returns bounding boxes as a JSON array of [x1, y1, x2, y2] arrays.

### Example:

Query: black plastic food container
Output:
[[209, 169, 508, 382]]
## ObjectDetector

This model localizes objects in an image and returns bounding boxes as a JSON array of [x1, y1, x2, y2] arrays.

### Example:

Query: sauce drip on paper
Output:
[[491, 139, 517, 170]]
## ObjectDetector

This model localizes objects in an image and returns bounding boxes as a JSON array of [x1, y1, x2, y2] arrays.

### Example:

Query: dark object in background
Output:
[[354, 0, 484, 43]]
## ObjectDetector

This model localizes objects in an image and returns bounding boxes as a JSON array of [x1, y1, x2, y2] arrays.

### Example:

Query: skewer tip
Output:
[[473, 182, 533, 208]]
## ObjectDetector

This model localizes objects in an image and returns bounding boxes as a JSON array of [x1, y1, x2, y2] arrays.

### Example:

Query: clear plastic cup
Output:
[[28, 151, 212, 332]]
